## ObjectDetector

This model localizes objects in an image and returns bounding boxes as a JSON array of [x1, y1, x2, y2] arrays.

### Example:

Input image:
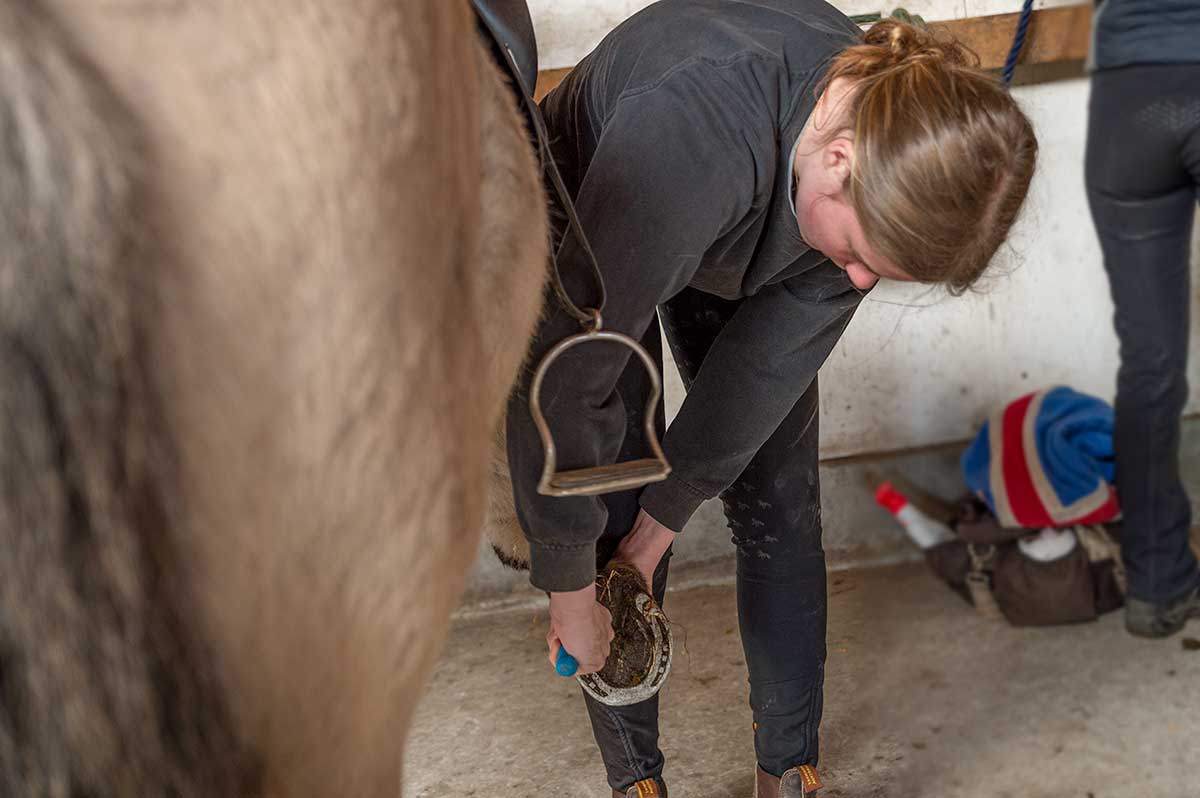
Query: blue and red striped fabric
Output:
[[962, 386, 1120, 529]]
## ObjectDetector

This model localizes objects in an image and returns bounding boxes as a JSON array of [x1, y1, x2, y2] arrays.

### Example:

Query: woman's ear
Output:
[[822, 136, 854, 188]]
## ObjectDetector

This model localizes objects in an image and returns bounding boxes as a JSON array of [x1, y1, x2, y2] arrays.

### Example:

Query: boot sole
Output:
[[1126, 601, 1200, 639]]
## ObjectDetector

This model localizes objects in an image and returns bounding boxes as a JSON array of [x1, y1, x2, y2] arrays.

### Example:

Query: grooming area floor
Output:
[[406, 558, 1199, 797]]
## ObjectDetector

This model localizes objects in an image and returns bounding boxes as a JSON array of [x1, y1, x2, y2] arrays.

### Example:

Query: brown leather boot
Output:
[[756, 765, 822, 797], [613, 777, 667, 797]]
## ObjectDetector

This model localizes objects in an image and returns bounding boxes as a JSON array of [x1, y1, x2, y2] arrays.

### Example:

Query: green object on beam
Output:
[[849, 8, 927, 28], [889, 7, 928, 27]]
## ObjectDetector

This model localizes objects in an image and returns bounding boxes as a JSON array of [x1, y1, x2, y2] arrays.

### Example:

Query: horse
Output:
[[0, 1, 547, 794]]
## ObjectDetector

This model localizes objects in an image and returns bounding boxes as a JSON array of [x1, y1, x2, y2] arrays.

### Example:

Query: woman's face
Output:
[[793, 135, 913, 291]]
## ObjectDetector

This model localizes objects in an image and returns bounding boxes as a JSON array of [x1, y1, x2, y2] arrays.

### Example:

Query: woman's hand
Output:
[[613, 508, 678, 592], [547, 583, 614, 675]]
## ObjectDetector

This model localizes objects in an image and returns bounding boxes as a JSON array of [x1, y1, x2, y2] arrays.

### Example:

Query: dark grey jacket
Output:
[[1091, 0, 1200, 70], [509, 0, 864, 591]]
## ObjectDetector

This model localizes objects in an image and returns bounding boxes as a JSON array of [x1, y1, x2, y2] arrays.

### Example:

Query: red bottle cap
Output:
[[874, 481, 908, 514]]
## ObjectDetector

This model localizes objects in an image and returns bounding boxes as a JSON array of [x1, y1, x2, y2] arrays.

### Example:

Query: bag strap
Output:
[[1075, 524, 1127, 595], [966, 543, 1004, 620]]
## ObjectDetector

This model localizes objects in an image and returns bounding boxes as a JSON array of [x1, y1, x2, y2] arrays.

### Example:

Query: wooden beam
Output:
[[933, 4, 1092, 71], [534, 4, 1091, 100], [534, 68, 571, 102]]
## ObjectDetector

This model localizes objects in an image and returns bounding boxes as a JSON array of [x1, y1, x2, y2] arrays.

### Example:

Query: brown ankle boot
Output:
[[756, 765, 822, 797], [613, 777, 666, 797]]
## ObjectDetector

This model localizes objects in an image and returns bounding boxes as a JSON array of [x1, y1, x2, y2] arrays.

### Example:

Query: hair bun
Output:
[[863, 19, 977, 69]]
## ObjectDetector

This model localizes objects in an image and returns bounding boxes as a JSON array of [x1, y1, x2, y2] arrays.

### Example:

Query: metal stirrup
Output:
[[529, 312, 671, 497]]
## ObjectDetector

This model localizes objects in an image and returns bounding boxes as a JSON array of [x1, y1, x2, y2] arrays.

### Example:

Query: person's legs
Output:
[[724, 379, 825, 776], [660, 288, 826, 779], [1085, 64, 1200, 615], [583, 318, 673, 793]]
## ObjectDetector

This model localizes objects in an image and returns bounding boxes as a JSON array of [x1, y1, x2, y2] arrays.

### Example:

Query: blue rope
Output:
[[1002, 0, 1036, 86]]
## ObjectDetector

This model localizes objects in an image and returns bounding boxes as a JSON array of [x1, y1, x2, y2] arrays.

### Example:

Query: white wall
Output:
[[528, 1, 1200, 458]]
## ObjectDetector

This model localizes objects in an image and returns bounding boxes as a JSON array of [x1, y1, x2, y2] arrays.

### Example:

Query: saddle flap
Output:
[[471, 0, 539, 97]]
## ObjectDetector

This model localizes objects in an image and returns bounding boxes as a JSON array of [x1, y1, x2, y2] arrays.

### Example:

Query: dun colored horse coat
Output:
[[0, 2, 547, 794]]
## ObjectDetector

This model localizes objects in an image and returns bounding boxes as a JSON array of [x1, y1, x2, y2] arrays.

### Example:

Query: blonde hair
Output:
[[822, 20, 1038, 292]]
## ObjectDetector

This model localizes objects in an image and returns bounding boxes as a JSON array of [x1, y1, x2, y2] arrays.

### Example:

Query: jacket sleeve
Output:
[[639, 273, 862, 531], [509, 76, 756, 592]]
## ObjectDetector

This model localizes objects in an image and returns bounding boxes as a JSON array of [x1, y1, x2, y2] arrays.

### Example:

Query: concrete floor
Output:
[[406, 560, 1199, 797]]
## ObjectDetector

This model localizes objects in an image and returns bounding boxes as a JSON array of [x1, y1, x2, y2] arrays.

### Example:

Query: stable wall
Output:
[[531, 0, 1082, 72]]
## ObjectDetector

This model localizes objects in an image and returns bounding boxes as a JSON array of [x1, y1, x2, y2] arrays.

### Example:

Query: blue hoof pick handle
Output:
[[555, 647, 579, 677]]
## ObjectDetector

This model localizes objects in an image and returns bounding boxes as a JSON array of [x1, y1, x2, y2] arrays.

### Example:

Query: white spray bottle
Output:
[[875, 481, 956, 550]]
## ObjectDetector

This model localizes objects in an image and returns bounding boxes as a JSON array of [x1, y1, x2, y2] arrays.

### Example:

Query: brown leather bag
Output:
[[923, 497, 1126, 627], [992, 543, 1097, 626]]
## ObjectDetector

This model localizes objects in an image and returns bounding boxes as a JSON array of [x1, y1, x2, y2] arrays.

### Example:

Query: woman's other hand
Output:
[[614, 508, 677, 592]]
